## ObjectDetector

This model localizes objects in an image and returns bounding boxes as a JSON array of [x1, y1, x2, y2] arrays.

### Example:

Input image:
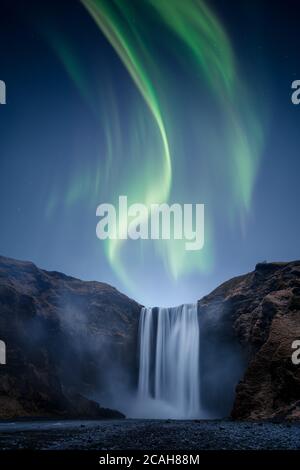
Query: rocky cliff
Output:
[[0, 255, 141, 419], [199, 261, 300, 420], [1, 255, 300, 421]]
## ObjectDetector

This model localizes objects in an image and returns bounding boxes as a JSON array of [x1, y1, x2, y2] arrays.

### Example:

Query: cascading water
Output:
[[137, 304, 201, 419]]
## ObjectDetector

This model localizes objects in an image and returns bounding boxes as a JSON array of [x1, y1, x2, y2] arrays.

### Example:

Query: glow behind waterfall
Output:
[[138, 304, 201, 418]]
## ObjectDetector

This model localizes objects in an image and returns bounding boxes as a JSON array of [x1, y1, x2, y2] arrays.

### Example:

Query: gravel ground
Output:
[[0, 419, 299, 450]]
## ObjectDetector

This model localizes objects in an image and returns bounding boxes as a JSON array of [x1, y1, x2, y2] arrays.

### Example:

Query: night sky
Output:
[[0, 0, 299, 307]]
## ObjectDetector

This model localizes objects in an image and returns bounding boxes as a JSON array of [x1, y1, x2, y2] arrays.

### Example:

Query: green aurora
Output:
[[46, 0, 264, 294]]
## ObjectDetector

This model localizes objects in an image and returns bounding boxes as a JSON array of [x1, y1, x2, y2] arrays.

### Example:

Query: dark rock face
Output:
[[1, 255, 300, 421], [199, 261, 300, 420], [0, 256, 141, 419]]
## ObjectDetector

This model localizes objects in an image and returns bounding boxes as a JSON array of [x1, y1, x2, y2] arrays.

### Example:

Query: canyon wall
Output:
[[199, 261, 300, 420], [0, 255, 300, 420], [0, 255, 140, 419]]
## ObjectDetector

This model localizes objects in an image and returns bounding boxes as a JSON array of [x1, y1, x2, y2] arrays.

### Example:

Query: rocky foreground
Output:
[[0, 419, 299, 450]]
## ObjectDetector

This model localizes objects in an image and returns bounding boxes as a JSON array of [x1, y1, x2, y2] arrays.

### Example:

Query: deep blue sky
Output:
[[0, 0, 299, 306]]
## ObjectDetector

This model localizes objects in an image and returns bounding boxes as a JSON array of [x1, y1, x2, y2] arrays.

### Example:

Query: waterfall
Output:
[[137, 304, 201, 418]]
